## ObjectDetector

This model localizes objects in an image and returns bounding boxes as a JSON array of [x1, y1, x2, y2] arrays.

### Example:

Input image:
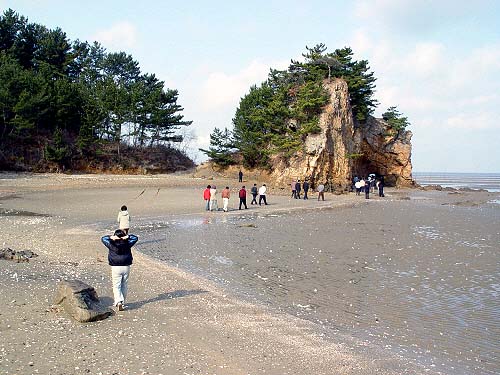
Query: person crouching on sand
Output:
[[117, 205, 130, 234], [101, 229, 138, 311]]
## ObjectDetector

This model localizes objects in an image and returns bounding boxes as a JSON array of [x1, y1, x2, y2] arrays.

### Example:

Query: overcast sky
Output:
[[3, 0, 499, 172]]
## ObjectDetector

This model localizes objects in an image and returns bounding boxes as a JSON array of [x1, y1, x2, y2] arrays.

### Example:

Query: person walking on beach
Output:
[[354, 180, 362, 195], [209, 185, 218, 211], [365, 177, 370, 199], [359, 178, 366, 196], [303, 180, 310, 200], [258, 184, 268, 205], [295, 180, 301, 199], [239, 185, 248, 210], [378, 177, 385, 197], [117, 205, 130, 235], [203, 185, 211, 211], [291, 180, 297, 199], [251, 183, 258, 205], [101, 229, 139, 311], [353, 176, 359, 192], [317, 183, 325, 201], [221, 186, 230, 212], [238, 170, 243, 183]]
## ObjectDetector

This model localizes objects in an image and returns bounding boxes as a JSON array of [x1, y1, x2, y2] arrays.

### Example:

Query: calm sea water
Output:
[[413, 172, 500, 192]]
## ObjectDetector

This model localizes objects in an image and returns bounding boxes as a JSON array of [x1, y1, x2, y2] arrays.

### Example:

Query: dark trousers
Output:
[[303, 190, 308, 199], [296, 191, 301, 199], [259, 195, 267, 205], [291, 190, 296, 198], [251, 194, 257, 204], [318, 192, 324, 201], [365, 186, 370, 199], [239, 197, 247, 209], [379, 186, 384, 197]]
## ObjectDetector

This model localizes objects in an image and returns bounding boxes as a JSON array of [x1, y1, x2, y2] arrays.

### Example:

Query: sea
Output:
[[413, 172, 500, 193]]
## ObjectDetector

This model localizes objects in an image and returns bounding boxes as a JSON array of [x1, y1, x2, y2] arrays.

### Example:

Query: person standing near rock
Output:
[[378, 176, 385, 197], [355, 180, 362, 195], [303, 180, 310, 200], [101, 229, 139, 311], [291, 180, 297, 199], [221, 186, 231, 212], [238, 170, 243, 183], [317, 183, 325, 201], [258, 184, 268, 205], [295, 180, 301, 199], [117, 205, 130, 234], [359, 178, 366, 196], [239, 185, 248, 210], [203, 185, 211, 211], [251, 183, 258, 205], [365, 177, 370, 199]]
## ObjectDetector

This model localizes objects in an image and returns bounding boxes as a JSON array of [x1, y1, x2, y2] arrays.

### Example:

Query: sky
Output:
[[2, 0, 500, 172]]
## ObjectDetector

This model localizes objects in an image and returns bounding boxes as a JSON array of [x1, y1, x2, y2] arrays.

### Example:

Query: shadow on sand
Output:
[[126, 289, 208, 310]]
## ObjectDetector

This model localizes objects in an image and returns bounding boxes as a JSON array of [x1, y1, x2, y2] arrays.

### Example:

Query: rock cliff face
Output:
[[353, 117, 413, 187], [269, 78, 413, 189]]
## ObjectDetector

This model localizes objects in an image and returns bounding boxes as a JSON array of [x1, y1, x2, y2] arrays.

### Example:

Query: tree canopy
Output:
[[0, 9, 192, 170], [201, 43, 380, 169]]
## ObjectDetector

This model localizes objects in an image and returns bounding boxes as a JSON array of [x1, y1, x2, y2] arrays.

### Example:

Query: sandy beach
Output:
[[1, 173, 498, 375]]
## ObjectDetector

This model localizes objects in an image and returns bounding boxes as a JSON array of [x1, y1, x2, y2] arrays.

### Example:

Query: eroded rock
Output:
[[54, 280, 113, 322], [268, 78, 414, 190]]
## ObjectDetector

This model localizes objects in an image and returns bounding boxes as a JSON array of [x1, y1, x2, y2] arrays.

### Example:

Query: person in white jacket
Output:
[[117, 205, 130, 234], [258, 184, 268, 206]]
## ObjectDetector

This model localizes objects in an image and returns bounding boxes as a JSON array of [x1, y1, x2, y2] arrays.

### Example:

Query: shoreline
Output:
[[1, 173, 498, 374]]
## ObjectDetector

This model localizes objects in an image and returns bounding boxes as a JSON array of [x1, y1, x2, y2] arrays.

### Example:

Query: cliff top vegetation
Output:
[[201, 43, 410, 169]]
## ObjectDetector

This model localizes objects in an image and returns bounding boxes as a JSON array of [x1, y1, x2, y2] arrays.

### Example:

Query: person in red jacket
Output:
[[239, 185, 248, 210], [203, 185, 211, 211]]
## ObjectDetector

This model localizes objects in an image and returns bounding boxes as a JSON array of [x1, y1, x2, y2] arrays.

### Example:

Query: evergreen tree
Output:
[[199, 127, 235, 166], [0, 9, 193, 170], [382, 106, 410, 133]]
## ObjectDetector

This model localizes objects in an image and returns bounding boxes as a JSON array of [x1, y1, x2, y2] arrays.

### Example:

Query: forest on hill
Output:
[[201, 43, 409, 169], [0, 9, 194, 172]]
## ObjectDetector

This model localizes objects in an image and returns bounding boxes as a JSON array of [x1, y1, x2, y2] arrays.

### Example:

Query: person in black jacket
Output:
[[303, 180, 310, 200], [295, 180, 301, 199], [101, 229, 139, 311]]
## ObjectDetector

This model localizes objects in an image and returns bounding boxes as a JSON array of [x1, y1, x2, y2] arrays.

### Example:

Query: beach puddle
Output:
[[0, 208, 50, 217], [413, 225, 442, 240]]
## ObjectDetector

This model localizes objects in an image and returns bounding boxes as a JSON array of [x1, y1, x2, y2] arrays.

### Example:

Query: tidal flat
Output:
[[0, 173, 498, 375]]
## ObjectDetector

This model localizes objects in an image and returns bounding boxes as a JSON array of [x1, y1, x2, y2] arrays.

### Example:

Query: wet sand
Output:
[[0, 173, 498, 374]]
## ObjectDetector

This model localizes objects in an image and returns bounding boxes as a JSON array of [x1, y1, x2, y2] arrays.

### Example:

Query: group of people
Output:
[[353, 175, 385, 199], [100, 173, 386, 312], [291, 179, 325, 201], [203, 183, 268, 212]]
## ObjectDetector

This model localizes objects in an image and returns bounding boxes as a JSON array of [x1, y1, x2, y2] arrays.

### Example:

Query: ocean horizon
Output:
[[413, 172, 500, 192]]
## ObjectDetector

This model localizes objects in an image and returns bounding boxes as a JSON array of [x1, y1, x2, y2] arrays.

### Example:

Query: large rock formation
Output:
[[268, 78, 413, 189], [269, 79, 355, 190], [353, 117, 413, 187]]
